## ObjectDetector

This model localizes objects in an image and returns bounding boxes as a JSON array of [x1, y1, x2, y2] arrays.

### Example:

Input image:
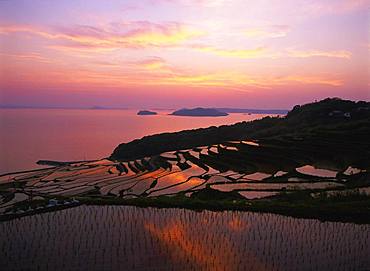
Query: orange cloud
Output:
[[0, 22, 204, 51], [0, 52, 51, 63], [192, 45, 351, 60], [132, 68, 343, 88], [135, 57, 167, 70], [162, 73, 343, 88], [2, 61, 344, 95], [122, 23, 203, 47], [194, 45, 267, 58], [271, 75, 343, 86], [287, 49, 352, 59]]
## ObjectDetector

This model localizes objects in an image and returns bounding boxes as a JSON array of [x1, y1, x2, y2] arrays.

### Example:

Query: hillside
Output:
[[111, 98, 370, 167]]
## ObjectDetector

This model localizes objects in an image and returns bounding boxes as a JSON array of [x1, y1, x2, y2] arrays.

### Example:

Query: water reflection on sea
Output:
[[0, 109, 271, 173]]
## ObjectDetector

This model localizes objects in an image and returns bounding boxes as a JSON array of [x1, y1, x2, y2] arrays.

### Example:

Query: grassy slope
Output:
[[107, 98, 370, 224], [111, 98, 370, 166]]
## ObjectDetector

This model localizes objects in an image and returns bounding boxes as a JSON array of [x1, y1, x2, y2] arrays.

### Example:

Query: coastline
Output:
[[1, 99, 370, 225]]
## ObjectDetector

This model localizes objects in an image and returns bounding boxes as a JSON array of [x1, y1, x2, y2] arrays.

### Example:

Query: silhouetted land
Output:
[[171, 107, 229, 117], [1, 98, 369, 223], [137, 110, 158, 115], [112, 98, 370, 166]]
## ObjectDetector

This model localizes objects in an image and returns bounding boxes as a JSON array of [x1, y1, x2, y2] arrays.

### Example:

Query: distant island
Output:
[[137, 110, 158, 116], [0, 105, 288, 114], [171, 107, 229, 117]]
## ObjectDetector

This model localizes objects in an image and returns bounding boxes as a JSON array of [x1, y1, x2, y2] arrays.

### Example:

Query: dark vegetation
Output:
[[191, 186, 245, 201], [73, 188, 370, 224], [111, 98, 370, 170], [1, 188, 369, 223]]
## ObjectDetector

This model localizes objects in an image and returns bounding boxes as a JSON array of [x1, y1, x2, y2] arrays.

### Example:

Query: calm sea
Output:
[[0, 108, 272, 174]]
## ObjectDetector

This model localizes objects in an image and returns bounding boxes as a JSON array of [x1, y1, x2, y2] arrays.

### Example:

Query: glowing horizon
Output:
[[0, 0, 369, 109]]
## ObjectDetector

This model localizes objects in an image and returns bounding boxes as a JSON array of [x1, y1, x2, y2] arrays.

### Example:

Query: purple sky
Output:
[[0, 0, 369, 108]]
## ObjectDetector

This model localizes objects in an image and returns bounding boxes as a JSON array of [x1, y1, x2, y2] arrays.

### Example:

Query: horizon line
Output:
[[0, 104, 290, 111]]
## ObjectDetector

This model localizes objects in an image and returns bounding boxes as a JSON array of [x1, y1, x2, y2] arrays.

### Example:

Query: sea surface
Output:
[[1, 206, 369, 271], [0, 108, 272, 174]]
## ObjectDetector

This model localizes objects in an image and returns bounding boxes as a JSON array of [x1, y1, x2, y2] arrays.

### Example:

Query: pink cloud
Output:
[[245, 25, 291, 39], [307, 0, 370, 15], [0, 21, 204, 51]]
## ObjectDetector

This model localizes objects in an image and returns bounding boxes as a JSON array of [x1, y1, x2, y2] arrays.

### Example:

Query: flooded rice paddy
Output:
[[1, 137, 368, 214], [296, 165, 338, 178], [0, 206, 369, 271]]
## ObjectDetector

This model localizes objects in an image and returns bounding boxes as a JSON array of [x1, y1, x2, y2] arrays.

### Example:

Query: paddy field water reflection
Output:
[[1, 206, 369, 271]]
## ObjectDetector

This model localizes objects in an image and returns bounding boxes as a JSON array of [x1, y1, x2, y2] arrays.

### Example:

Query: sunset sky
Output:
[[0, 0, 369, 109]]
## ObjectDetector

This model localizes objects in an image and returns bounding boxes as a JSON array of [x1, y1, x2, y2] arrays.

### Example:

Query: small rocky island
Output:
[[171, 107, 228, 117], [137, 110, 157, 116]]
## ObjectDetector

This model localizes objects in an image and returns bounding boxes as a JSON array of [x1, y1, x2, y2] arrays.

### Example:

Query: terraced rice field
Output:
[[0, 139, 369, 216], [0, 206, 369, 271]]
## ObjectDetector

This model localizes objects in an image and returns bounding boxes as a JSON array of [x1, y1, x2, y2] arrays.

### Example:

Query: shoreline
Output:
[[1, 99, 369, 225]]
